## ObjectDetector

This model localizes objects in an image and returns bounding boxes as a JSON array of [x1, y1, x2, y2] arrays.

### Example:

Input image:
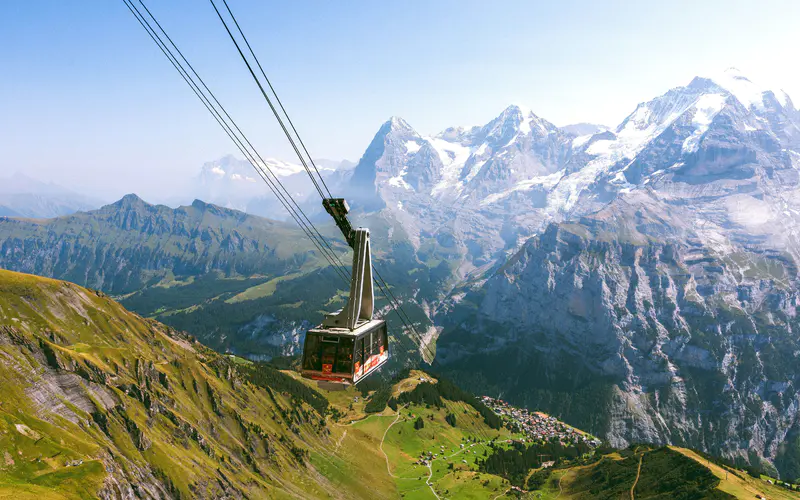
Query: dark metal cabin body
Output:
[[301, 319, 388, 385]]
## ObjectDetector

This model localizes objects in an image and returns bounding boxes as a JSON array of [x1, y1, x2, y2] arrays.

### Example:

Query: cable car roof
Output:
[[307, 319, 386, 337]]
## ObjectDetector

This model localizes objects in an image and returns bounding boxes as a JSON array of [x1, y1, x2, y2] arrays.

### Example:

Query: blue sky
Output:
[[2, 0, 799, 201]]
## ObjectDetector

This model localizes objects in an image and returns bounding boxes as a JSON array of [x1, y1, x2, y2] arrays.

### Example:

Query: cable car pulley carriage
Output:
[[301, 198, 389, 386]]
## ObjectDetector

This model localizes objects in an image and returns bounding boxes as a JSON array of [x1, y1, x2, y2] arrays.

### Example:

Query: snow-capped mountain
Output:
[[423, 69, 800, 477], [350, 105, 574, 205], [343, 105, 581, 276], [192, 154, 354, 219], [560, 123, 609, 136], [342, 68, 799, 279]]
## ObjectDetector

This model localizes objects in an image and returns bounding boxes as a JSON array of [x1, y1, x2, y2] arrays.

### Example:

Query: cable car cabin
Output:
[[301, 215, 389, 386], [301, 319, 388, 385]]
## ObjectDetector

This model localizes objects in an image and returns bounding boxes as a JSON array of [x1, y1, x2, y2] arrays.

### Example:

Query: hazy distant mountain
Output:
[[313, 158, 356, 170], [0, 172, 103, 218], [0, 205, 22, 217], [190, 155, 354, 219], [560, 122, 609, 136]]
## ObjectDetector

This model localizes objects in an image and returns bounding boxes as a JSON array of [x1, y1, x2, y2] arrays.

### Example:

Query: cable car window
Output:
[[370, 329, 383, 357], [303, 334, 321, 371], [321, 337, 338, 374], [380, 325, 387, 355], [354, 336, 365, 374], [336, 337, 354, 374]]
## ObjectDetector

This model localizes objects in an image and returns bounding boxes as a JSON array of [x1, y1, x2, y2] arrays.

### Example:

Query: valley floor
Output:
[[303, 371, 800, 500]]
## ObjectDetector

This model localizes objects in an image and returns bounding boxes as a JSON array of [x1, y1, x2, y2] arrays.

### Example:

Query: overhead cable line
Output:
[[207, 0, 436, 364], [218, 0, 333, 199], [125, 0, 436, 363], [373, 266, 435, 362], [131, 0, 351, 285], [123, 0, 350, 287], [207, 0, 436, 363], [208, 0, 328, 200]]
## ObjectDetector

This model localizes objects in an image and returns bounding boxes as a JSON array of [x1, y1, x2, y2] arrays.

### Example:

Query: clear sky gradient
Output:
[[2, 0, 799, 201]]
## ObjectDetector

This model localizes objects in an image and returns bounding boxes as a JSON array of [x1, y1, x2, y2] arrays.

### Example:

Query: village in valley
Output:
[[413, 395, 601, 468], [480, 396, 602, 448]]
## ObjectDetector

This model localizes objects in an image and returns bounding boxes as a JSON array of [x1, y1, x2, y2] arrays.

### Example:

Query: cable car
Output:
[[301, 320, 388, 385], [301, 199, 389, 386]]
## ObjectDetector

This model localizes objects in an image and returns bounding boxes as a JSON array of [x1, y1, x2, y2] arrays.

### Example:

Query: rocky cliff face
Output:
[[437, 217, 800, 473], [433, 69, 800, 478]]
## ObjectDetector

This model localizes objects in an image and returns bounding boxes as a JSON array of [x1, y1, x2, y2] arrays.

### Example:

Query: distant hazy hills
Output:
[[186, 155, 355, 219], [0, 172, 103, 218], [0, 193, 350, 358]]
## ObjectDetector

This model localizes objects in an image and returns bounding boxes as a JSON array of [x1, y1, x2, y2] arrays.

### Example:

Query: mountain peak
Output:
[[372, 116, 420, 143], [0, 172, 70, 196], [697, 67, 784, 110], [114, 193, 148, 209], [503, 103, 532, 116], [722, 66, 748, 79], [386, 116, 415, 133], [479, 103, 552, 145]]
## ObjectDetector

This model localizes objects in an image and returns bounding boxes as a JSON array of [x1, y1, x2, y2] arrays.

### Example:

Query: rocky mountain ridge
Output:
[[430, 69, 800, 478]]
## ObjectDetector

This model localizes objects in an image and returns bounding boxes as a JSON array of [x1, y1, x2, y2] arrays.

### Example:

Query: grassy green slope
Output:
[[545, 445, 799, 500], [296, 370, 524, 500], [0, 269, 392, 499]]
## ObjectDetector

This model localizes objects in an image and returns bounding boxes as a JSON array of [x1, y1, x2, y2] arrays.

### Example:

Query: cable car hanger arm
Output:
[[322, 198, 356, 248]]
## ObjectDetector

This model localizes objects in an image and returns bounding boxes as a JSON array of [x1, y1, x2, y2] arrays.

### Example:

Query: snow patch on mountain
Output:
[[428, 138, 474, 195], [481, 170, 564, 205], [572, 134, 593, 148], [705, 67, 795, 111], [388, 167, 413, 190], [405, 140, 422, 154], [682, 93, 727, 153], [708, 67, 768, 110]]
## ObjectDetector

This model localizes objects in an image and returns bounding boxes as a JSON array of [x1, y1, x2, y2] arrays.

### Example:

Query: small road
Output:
[[492, 488, 511, 500], [630, 454, 643, 500], [334, 429, 347, 453], [376, 409, 494, 500], [556, 471, 564, 498], [342, 413, 384, 426], [380, 409, 405, 478], [555, 468, 574, 499], [445, 441, 484, 459], [425, 461, 441, 500]]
